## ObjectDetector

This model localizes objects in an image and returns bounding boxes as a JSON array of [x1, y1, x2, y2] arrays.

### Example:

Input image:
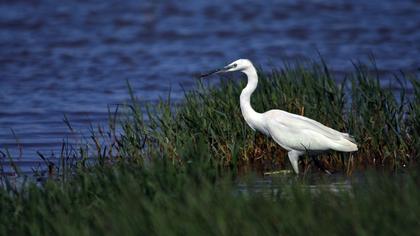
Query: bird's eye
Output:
[[233, 63, 237, 67]]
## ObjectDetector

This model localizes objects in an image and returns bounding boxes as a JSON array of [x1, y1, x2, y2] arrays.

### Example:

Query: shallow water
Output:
[[1, 0, 419, 173], [234, 170, 383, 199]]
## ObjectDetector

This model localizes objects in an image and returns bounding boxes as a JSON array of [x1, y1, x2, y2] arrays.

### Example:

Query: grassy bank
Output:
[[1, 61, 419, 235]]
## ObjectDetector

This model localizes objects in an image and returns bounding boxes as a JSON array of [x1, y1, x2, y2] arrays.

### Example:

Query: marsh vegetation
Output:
[[1, 62, 419, 235]]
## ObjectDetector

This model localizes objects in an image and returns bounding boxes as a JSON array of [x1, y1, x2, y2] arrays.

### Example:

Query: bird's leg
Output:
[[287, 151, 302, 174]]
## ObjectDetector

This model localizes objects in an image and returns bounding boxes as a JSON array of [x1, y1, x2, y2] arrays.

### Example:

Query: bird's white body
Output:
[[207, 59, 358, 174]]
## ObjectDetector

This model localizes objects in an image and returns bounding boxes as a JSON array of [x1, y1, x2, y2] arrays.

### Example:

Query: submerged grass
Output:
[[0, 61, 419, 235]]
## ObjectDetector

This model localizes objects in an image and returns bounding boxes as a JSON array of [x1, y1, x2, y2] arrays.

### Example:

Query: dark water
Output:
[[1, 0, 419, 173]]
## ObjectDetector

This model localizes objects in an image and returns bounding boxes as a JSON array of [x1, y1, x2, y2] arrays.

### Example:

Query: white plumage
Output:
[[201, 59, 358, 174]]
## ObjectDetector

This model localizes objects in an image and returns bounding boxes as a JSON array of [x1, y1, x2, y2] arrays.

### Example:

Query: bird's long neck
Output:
[[240, 66, 264, 132]]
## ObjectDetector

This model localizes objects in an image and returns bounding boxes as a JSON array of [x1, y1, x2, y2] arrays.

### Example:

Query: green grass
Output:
[[0, 61, 419, 235], [1, 158, 420, 235]]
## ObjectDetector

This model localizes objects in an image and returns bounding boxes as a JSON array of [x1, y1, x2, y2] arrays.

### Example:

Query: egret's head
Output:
[[200, 59, 253, 78]]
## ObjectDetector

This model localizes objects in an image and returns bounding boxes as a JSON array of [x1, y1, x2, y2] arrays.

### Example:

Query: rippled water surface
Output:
[[1, 0, 419, 172]]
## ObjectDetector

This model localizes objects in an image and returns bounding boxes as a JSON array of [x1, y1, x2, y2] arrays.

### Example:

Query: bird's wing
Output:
[[265, 110, 347, 141]]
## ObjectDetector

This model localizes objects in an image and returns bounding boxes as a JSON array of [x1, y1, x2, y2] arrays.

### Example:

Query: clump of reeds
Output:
[[128, 61, 418, 174]]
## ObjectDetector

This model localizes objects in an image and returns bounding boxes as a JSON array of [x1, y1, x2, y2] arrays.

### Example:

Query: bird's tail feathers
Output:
[[333, 133, 358, 152], [342, 133, 357, 144]]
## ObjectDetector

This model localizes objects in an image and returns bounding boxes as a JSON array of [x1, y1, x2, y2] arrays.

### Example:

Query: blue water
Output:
[[1, 0, 419, 173]]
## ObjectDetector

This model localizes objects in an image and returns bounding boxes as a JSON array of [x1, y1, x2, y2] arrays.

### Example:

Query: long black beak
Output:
[[199, 64, 235, 78], [199, 68, 224, 78]]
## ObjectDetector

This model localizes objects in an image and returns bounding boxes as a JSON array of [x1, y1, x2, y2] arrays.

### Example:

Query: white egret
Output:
[[201, 59, 358, 174]]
